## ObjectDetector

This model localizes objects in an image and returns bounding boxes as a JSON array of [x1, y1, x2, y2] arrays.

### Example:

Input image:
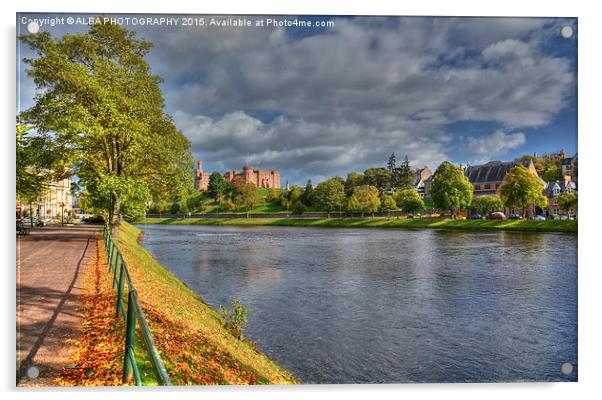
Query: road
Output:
[[16, 224, 100, 386]]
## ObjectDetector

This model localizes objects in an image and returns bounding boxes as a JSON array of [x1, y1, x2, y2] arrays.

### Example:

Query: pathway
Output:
[[16, 224, 100, 386]]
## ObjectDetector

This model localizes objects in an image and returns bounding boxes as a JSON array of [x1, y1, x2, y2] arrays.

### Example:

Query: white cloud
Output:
[[463, 130, 526, 161]]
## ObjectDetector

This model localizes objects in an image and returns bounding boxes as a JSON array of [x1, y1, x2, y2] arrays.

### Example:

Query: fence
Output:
[[102, 227, 171, 386]]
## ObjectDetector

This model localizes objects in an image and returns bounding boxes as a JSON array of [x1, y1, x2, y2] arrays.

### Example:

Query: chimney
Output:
[[197, 160, 202, 174]]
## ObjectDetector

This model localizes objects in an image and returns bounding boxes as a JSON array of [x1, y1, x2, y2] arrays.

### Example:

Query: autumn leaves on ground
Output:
[[56, 222, 296, 386]]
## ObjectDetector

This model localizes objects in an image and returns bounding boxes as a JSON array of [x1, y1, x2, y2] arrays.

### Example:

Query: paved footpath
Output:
[[16, 224, 100, 387]]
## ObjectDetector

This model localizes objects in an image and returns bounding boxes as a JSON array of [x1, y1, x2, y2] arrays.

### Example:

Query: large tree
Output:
[[363, 167, 392, 194], [18, 23, 192, 237], [344, 172, 364, 196], [347, 185, 381, 217], [301, 179, 315, 207], [500, 165, 547, 217], [394, 188, 425, 214], [207, 172, 227, 200], [314, 178, 346, 216], [395, 155, 414, 190], [431, 161, 473, 218]]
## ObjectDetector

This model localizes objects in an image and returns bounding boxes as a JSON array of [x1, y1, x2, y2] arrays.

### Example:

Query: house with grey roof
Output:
[[462, 159, 542, 197], [544, 177, 578, 216]]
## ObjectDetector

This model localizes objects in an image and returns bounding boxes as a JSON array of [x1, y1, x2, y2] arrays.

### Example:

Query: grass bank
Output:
[[138, 217, 577, 233], [115, 222, 296, 385]]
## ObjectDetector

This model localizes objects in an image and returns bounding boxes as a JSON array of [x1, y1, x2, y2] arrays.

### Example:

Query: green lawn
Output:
[[138, 216, 577, 233]]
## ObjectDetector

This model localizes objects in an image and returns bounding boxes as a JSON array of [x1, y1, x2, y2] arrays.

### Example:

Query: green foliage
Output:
[[301, 179, 315, 207], [542, 164, 562, 182], [380, 194, 397, 212], [314, 178, 346, 212], [517, 154, 563, 181], [18, 22, 192, 235], [344, 172, 364, 196], [16, 124, 70, 201], [395, 155, 414, 190], [217, 196, 236, 212], [556, 191, 578, 214], [219, 298, 249, 340], [362, 168, 392, 194], [394, 188, 425, 213], [232, 183, 262, 212], [431, 161, 473, 214], [500, 165, 547, 215], [292, 201, 307, 215], [207, 172, 227, 199], [347, 185, 381, 215], [471, 195, 504, 215], [265, 188, 280, 202]]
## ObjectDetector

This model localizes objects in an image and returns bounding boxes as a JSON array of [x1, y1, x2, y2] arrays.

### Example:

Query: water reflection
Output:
[[137, 224, 577, 383]]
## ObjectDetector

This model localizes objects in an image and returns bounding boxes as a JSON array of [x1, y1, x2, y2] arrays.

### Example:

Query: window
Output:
[[484, 184, 491, 190]]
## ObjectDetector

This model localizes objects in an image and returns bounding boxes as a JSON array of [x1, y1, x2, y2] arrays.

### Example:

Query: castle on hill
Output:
[[194, 160, 281, 190]]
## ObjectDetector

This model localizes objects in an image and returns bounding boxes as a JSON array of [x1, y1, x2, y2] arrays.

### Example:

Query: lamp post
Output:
[[60, 202, 65, 226]]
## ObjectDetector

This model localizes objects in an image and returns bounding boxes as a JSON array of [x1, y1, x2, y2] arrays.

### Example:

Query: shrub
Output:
[[219, 298, 249, 340], [292, 201, 307, 215]]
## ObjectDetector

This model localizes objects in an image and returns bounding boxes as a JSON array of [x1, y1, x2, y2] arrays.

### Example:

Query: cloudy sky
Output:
[[17, 14, 577, 185]]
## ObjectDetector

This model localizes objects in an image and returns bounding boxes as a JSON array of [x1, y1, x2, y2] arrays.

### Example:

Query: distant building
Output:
[[544, 176, 578, 216], [463, 159, 542, 196], [194, 160, 281, 190], [561, 153, 578, 180], [18, 176, 73, 220], [413, 166, 432, 198]]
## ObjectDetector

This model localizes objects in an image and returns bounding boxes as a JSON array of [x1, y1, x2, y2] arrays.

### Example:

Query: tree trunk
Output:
[[110, 191, 121, 240]]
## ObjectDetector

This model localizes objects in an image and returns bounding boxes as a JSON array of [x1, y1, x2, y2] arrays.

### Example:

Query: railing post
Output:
[[113, 253, 120, 288], [116, 262, 125, 317], [108, 241, 114, 270], [123, 290, 137, 383]]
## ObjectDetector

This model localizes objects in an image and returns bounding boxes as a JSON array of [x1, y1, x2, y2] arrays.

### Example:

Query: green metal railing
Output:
[[102, 227, 171, 386]]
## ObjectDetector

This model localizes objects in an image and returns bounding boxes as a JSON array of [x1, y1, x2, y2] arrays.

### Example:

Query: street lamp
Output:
[[60, 202, 65, 226]]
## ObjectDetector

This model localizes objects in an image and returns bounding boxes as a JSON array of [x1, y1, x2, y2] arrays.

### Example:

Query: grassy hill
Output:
[[116, 222, 297, 385]]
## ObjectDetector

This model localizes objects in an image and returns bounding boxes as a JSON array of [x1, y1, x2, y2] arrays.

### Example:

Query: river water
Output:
[[136, 224, 577, 383]]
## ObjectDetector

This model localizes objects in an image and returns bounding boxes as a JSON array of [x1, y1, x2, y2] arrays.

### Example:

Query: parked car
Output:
[[488, 212, 506, 220], [470, 213, 483, 220], [531, 215, 546, 221], [508, 214, 523, 220]]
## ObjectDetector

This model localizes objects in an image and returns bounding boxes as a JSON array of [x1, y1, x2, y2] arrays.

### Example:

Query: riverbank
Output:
[[111, 222, 296, 385], [138, 217, 577, 233]]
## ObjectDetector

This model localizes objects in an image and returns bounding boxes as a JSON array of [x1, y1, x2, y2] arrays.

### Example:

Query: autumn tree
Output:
[[347, 185, 381, 217], [18, 22, 192, 237], [232, 182, 262, 214], [395, 188, 425, 214], [380, 194, 397, 218], [470, 194, 504, 216], [314, 178, 346, 216], [431, 161, 473, 218], [500, 165, 547, 217]]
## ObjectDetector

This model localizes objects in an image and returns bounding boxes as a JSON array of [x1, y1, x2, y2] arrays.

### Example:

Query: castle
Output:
[[194, 160, 281, 190]]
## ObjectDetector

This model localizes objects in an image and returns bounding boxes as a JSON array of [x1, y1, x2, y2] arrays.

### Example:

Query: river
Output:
[[136, 224, 577, 383]]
